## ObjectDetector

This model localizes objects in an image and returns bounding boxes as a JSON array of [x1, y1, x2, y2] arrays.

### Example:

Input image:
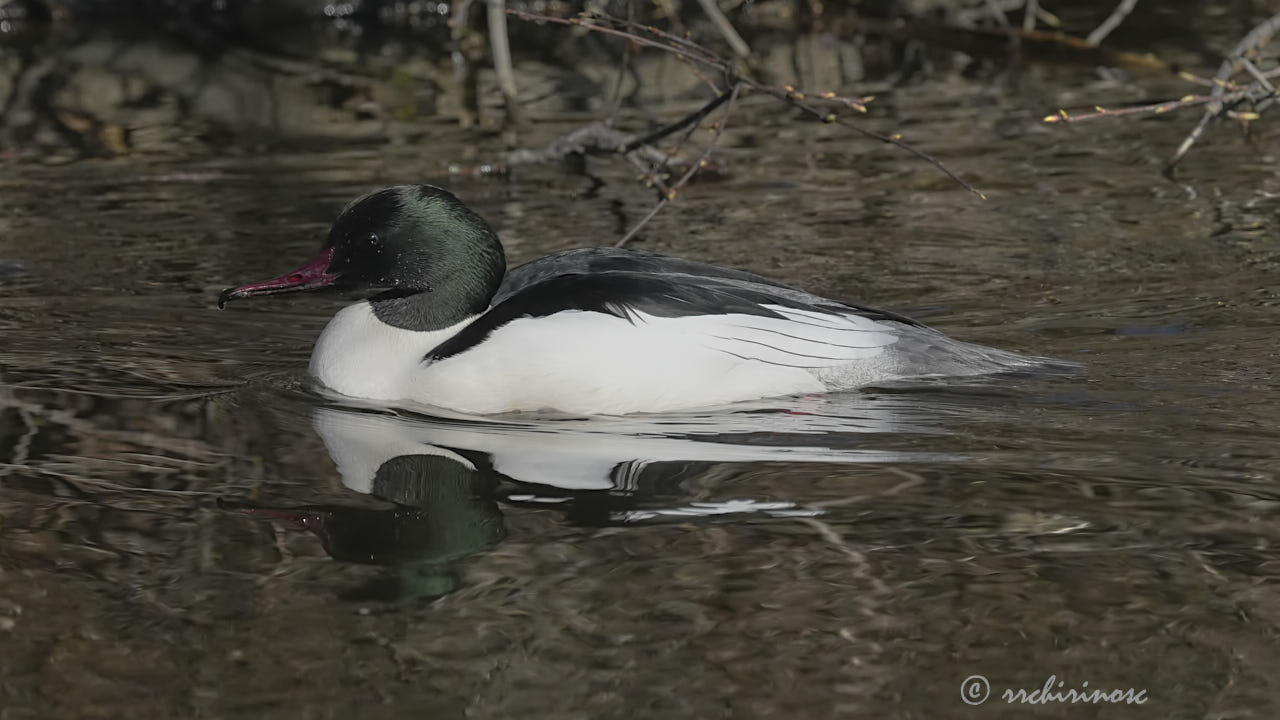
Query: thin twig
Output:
[[623, 91, 732, 152], [771, 86, 984, 198], [629, 97, 727, 197], [1044, 93, 1227, 123], [508, 8, 984, 198], [1238, 57, 1276, 93], [614, 197, 669, 248], [606, 0, 638, 125], [624, 151, 674, 197], [1086, 0, 1140, 46], [694, 0, 751, 58], [676, 52, 730, 94], [486, 0, 522, 128], [1049, 70, 1280, 124], [664, 87, 740, 197], [616, 83, 741, 247], [606, 43, 633, 126], [594, 10, 726, 66], [1043, 11, 1280, 176], [1165, 12, 1280, 173], [1022, 0, 1038, 32], [604, 11, 981, 196]]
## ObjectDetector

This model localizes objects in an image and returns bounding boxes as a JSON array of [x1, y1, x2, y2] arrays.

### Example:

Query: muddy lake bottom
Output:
[[2, 74, 1280, 719]]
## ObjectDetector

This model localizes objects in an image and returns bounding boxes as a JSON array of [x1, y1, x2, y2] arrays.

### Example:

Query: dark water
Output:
[[5, 8, 1280, 718]]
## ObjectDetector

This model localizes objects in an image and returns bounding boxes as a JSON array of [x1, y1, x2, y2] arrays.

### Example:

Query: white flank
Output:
[[308, 300, 914, 414], [410, 305, 901, 414]]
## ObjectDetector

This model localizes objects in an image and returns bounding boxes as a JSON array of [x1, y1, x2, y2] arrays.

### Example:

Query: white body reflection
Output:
[[312, 392, 959, 496]]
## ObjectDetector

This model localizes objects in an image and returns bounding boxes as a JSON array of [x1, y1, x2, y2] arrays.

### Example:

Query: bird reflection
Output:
[[225, 394, 953, 602], [222, 450, 505, 602]]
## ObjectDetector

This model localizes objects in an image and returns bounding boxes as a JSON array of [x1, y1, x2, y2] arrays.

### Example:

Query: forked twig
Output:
[[1043, 11, 1280, 176], [616, 83, 742, 247], [1166, 12, 1280, 174]]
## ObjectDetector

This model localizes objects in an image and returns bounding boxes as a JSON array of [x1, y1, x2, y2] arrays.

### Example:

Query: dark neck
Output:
[[368, 254, 501, 327]]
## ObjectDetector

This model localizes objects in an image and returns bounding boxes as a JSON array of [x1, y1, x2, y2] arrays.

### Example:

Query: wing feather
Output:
[[428, 270, 908, 367], [649, 306, 899, 369]]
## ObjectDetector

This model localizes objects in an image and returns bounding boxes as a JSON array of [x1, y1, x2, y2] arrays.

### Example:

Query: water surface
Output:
[[3, 44, 1280, 720]]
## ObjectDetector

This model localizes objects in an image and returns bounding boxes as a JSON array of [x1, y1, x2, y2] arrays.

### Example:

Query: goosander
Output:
[[218, 185, 1043, 414]]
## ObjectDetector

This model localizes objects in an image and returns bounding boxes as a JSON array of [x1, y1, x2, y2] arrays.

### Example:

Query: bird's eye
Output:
[[364, 233, 380, 248]]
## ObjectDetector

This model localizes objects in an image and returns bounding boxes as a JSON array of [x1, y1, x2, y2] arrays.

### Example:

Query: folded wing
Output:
[[426, 270, 904, 366]]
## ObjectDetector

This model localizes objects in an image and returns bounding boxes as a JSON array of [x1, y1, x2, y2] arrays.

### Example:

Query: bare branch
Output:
[[616, 83, 742, 247], [1043, 11, 1280, 177], [694, 0, 751, 58], [1044, 94, 1222, 123], [1086, 0, 1140, 47], [486, 0, 522, 128], [624, 91, 733, 152], [507, 8, 985, 199], [1022, 0, 1038, 32], [1166, 12, 1280, 173]]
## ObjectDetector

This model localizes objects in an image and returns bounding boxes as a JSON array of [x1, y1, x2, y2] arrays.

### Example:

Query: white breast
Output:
[[309, 302, 473, 402]]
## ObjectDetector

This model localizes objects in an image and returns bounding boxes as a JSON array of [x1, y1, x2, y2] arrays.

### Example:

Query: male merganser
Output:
[[218, 185, 1043, 414]]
